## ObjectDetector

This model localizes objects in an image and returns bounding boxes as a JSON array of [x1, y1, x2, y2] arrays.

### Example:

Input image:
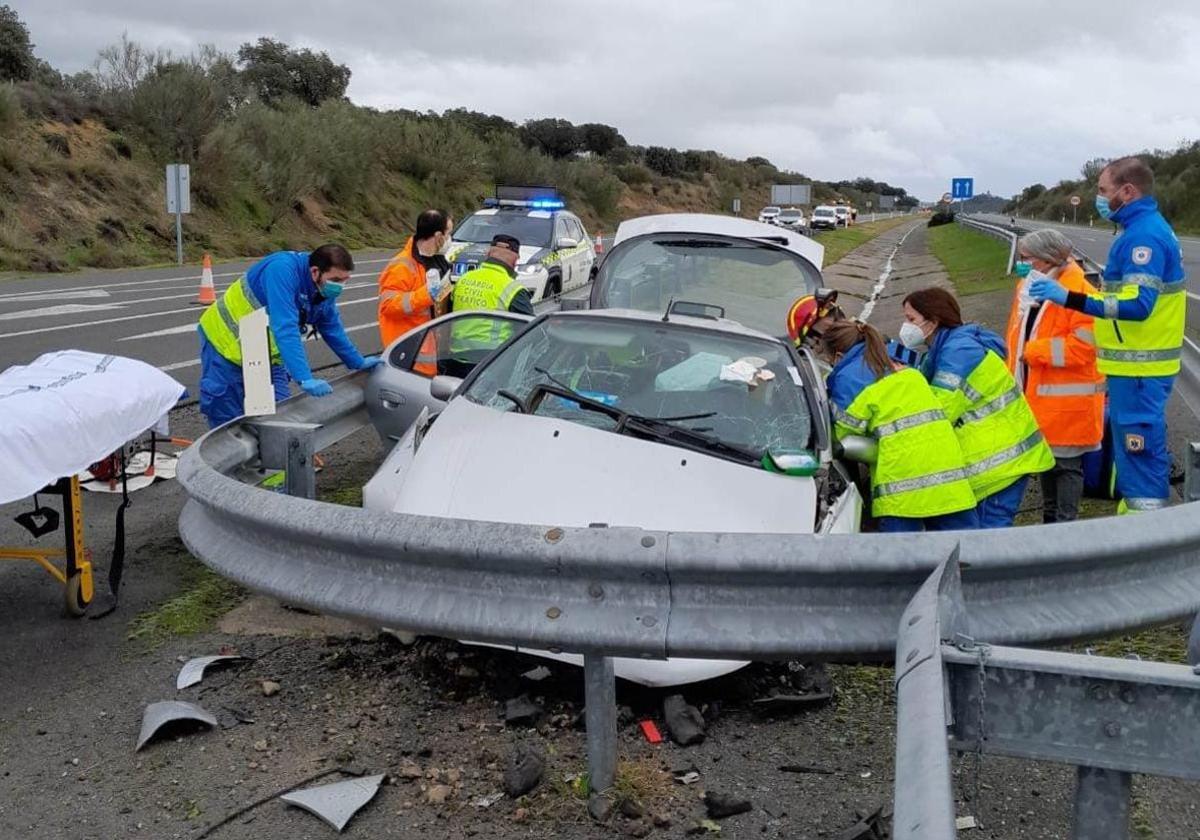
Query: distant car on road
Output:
[[776, 207, 807, 231], [758, 205, 782, 225], [811, 206, 839, 230]]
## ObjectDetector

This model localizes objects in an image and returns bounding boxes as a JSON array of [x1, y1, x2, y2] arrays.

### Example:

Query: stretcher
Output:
[[1, 350, 185, 616]]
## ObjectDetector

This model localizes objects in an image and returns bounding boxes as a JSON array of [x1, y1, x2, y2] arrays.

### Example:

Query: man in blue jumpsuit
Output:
[[197, 244, 382, 428], [1030, 157, 1185, 512]]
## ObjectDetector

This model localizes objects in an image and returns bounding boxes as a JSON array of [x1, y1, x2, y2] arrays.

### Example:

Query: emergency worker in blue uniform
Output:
[[1029, 157, 1185, 513], [197, 244, 382, 428]]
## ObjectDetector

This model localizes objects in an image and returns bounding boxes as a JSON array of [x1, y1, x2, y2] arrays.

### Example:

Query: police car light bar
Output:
[[489, 185, 565, 209]]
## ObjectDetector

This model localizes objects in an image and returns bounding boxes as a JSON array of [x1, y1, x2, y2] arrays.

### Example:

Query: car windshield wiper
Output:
[[617, 413, 762, 466]]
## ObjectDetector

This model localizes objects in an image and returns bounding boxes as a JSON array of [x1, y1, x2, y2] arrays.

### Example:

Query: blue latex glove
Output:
[[356, 356, 384, 371], [300, 377, 333, 397], [1028, 278, 1069, 305]]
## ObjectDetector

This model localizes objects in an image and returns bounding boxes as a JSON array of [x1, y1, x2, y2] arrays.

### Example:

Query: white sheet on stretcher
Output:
[[0, 350, 186, 504]]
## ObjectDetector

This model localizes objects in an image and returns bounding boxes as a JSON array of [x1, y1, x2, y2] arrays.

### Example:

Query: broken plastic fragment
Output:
[[176, 655, 246, 690], [956, 815, 979, 830], [135, 701, 218, 751], [280, 773, 385, 833], [638, 720, 663, 744]]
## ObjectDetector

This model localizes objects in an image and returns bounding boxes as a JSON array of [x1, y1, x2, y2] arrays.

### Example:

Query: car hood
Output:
[[384, 398, 817, 534]]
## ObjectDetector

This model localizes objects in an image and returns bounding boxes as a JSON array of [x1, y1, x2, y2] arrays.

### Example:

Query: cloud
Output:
[[12, 0, 1200, 199]]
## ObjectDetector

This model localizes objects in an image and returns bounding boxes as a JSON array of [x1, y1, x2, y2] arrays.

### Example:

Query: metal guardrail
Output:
[[177, 235, 1200, 833]]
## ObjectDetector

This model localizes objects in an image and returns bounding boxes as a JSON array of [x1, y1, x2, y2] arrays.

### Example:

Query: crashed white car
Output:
[[364, 214, 863, 686]]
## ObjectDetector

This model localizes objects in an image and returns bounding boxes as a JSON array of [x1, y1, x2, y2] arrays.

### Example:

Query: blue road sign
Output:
[[951, 178, 974, 200]]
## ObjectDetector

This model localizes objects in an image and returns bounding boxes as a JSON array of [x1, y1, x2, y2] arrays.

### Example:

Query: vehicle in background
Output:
[[758, 206, 782, 225], [776, 207, 807, 231], [447, 186, 594, 303], [833, 206, 851, 227], [810, 206, 839, 230]]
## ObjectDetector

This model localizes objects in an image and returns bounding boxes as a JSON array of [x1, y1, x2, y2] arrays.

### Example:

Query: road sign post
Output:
[[166, 164, 191, 266], [732, 197, 741, 216], [951, 178, 974, 215], [1070, 194, 1081, 225]]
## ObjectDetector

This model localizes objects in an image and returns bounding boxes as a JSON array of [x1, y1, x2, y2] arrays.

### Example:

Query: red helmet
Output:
[[785, 290, 839, 346]]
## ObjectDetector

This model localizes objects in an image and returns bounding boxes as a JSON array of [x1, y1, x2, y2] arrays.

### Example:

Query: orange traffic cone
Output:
[[594, 233, 604, 255], [195, 253, 216, 304]]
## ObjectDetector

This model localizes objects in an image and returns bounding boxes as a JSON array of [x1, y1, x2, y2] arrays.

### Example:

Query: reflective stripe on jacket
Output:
[[922, 324, 1054, 499], [449, 261, 525, 353], [827, 344, 976, 518], [198, 277, 281, 366], [1089, 197, 1186, 377], [1004, 261, 1105, 451], [378, 238, 435, 348]]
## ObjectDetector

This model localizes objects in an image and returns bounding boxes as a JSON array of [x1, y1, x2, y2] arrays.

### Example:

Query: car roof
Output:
[[545, 306, 784, 344], [612, 213, 824, 269]]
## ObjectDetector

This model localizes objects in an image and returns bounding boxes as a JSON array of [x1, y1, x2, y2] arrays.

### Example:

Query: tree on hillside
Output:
[[519, 118, 581, 158], [1020, 183, 1047, 202], [645, 146, 686, 177], [0, 5, 34, 81], [237, 38, 350, 107], [443, 108, 517, 139], [1081, 157, 1109, 184], [578, 122, 626, 156], [129, 59, 226, 162]]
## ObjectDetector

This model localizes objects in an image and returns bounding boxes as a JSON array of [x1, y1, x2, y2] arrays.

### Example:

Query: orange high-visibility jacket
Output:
[[1004, 260, 1105, 451], [378, 238, 436, 348]]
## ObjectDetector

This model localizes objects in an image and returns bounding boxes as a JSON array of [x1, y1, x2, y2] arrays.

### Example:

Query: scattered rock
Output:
[[663, 695, 706, 746], [455, 666, 480, 680], [624, 817, 653, 837], [252, 739, 269, 752], [398, 761, 422, 781], [513, 807, 529, 823], [503, 742, 545, 798], [504, 695, 543, 727], [425, 784, 453, 804], [260, 680, 281, 697], [704, 791, 752, 819], [653, 813, 673, 828], [619, 797, 646, 819]]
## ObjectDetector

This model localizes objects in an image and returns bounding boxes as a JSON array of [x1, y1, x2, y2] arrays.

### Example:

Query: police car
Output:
[[446, 187, 596, 303]]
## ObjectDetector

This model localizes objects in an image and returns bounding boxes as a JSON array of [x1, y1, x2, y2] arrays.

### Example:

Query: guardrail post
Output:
[[583, 654, 617, 793], [1184, 442, 1200, 503], [1071, 766, 1131, 840], [250, 420, 319, 499]]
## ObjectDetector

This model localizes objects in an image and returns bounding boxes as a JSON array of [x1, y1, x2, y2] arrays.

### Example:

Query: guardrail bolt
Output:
[[907, 614, 922, 627], [641, 615, 658, 628], [545, 528, 564, 543], [905, 648, 919, 663], [545, 607, 562, 620], [640, 536, 656, 548], [1119, 687, 1136, 705], [1104, 721, 1122, 738], [1089, 684, 1108, 702], [588, 583, 605, 600]]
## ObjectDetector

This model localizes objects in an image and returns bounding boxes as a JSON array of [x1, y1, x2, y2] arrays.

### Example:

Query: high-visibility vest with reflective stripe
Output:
[[1091, 200, 1186, 377], [449, 261, 524, 353], [198, 277, 280, 365], [931, 347, 1054, 499], [828, 353, 976, 519], [1003, 261, 1106, 450]]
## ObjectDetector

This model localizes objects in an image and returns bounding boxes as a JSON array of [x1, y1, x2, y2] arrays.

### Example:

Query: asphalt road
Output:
[[0, 250, 592, 401]]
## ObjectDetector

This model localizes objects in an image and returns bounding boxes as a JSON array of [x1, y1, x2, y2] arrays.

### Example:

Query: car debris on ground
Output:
[[278, 772, 385, 833], [175, 654, 247, 689], [135, 700, 217, 751]]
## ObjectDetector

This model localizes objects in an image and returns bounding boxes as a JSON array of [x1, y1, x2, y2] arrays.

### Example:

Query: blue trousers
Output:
[[198, 331, 290, 428], [878, 507, 980, 532], [1108, 374, 1174, 513], [975, 475, 1030, 528]]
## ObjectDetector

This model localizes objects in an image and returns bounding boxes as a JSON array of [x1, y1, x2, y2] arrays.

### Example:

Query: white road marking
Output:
[[0, 292, 379, 340], [1188, 292, 1200, 302], [0, 256, 391, 300], [0, 288, 113, 303], [0, 302, 127, 322], [119, 323, 199, 341]]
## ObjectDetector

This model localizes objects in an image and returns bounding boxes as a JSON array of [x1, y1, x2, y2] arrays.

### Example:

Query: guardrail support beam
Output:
[[1071, 766, 1131, 840], [249, 421, 319, 499], [583, 654, 617, 793], [1184, 442, 1200, 503]]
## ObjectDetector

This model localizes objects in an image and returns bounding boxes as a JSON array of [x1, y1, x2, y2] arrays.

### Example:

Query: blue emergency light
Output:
[[487, 185, 565, 210]]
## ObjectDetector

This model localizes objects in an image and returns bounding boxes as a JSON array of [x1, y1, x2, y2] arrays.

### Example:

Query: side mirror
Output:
[[430, 375, 463, 402], [836, 435, 878, 465], [557, 237, 579, 250]]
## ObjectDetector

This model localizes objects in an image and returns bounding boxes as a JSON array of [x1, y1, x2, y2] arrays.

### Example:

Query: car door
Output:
[[366, 310, 532, 442], [567, 217, 594, 290]]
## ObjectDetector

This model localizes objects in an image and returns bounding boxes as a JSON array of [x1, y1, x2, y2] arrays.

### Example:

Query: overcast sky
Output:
[[13, 1, 1200, 200]]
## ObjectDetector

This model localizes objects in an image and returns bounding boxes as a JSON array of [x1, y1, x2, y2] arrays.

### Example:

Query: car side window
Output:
[[566, 218, 584, 242], [554, 217, 570, 246], [389, 316, 523, 379]]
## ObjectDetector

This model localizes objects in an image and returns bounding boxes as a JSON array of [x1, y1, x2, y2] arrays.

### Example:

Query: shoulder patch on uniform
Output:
[[1131, 246, 1152, 265]]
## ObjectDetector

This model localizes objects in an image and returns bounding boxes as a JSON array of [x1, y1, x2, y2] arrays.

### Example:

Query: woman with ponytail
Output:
[[819, 319, 978, 531]]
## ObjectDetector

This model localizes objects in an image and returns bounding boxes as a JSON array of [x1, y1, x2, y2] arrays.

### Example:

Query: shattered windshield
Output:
[[591, 234, 819, 336], [464, 315, 813, 460]]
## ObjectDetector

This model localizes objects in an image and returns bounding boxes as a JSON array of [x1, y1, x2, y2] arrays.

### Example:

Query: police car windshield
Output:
[[464, 315, 813, 460], [780, 210, 802, 217], [591, 234, 820, 336], [454, 212, 554, 249]]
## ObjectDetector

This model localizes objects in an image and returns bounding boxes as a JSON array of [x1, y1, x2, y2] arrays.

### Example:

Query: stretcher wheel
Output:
[[64, 572, 90, 617]]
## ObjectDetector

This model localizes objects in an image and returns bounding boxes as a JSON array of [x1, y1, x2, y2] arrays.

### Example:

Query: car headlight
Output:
[[518, 263, 546, 275]]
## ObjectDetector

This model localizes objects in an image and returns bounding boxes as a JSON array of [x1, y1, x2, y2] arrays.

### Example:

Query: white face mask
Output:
[[437, 233, 453, 255], [898, 321, 928, 350]]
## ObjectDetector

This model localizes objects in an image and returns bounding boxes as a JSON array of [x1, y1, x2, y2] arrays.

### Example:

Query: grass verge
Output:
[[926, 223, 1013, 296], [819, 216, 917, 266], [126, 558, 246, 648]]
